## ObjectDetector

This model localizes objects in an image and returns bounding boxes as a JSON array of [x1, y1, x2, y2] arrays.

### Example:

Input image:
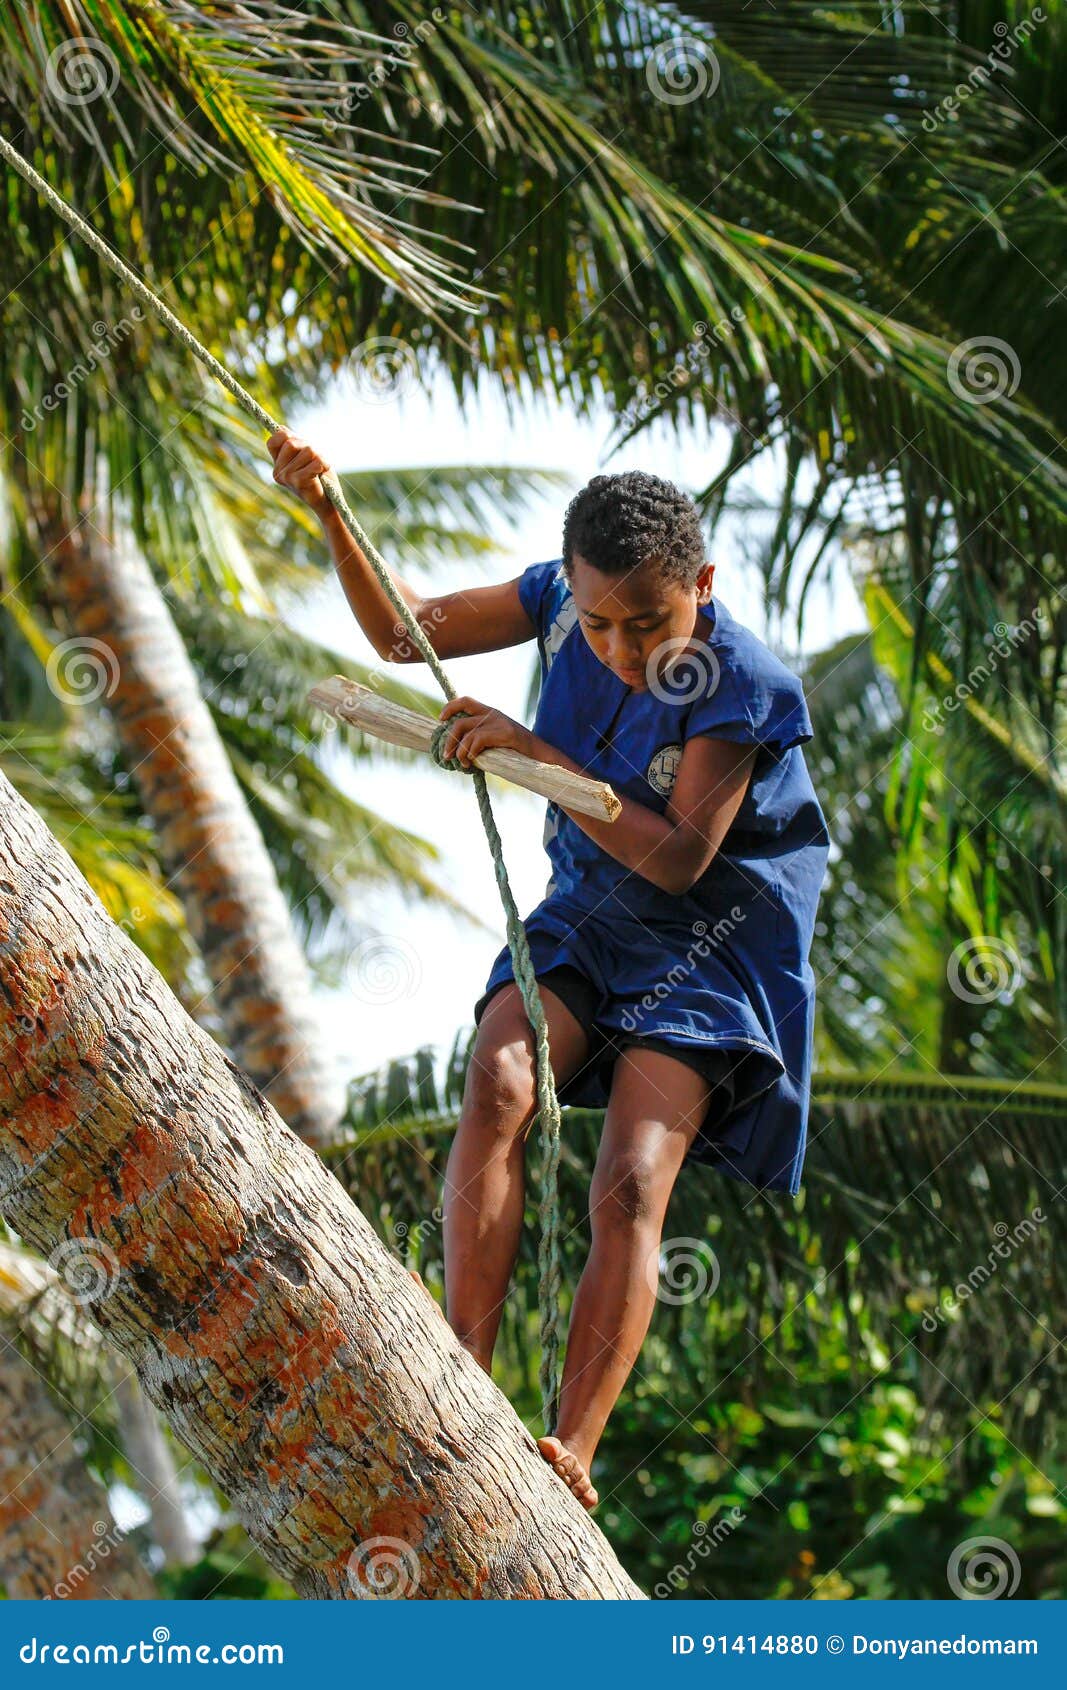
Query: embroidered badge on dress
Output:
[[647, 742, 683, 797]]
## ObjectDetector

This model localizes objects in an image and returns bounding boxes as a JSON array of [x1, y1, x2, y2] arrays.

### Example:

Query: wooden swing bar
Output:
[[309, 676, 622, 823]]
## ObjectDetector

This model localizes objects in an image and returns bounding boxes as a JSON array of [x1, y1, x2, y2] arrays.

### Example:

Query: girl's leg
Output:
[[539, 1047, 713, 1508], [442, 982, 591, 1372]]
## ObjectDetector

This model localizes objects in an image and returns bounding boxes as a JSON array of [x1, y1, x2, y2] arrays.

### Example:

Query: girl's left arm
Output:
[[436, 697, 757, 896]]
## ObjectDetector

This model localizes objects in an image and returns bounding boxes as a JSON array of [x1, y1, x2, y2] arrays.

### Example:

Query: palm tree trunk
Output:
[[0, 1342, 155, 1599], [39, 512, 340, 1147], [114, 1371, 199, 1569], [0, 772, 642, 1600], [0, 1239, 197, 1568]]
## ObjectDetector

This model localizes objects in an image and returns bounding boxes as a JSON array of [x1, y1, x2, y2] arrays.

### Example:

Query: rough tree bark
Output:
[[0, 1341, 155, 1599], [39, 511, 341, 1147], [0, 773, 644, 1599]]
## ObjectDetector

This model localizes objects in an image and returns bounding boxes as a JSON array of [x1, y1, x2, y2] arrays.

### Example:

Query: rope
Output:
[[1, 131, 565, 1434]]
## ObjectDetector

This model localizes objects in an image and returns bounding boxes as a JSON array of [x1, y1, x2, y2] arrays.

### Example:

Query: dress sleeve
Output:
[[516, 558, 566, 641], [684, 649, 813, 759]]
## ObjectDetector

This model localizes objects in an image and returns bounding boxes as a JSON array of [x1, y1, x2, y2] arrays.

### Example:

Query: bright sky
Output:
[[286, 369, 865, 1103]]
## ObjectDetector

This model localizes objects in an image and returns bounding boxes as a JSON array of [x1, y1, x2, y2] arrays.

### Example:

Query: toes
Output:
[[561, 1457, 597, 1506], [536, 1437, 599, 1510], [561, 1458, 597, 1509], [537, 1435, 566, 1473], [407, 1269, 447, 1322]]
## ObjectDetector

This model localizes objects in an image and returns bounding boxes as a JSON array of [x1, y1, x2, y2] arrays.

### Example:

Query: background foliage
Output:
[[1, 0, 1064, 1600]]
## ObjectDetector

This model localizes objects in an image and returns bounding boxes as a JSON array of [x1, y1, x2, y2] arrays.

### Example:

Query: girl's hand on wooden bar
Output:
[[437, 697, 536, 768]]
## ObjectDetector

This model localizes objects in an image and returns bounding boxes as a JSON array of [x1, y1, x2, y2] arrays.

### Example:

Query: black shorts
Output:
[[474, 963, 737, 1110]]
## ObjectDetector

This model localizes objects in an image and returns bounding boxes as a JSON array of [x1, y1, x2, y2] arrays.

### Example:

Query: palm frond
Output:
[[254, 459, 574, 578], [0, 1237, 119, 1476], [0, 0, 481, 320], [222, 720, 481, 946], [0, 722, 196, 986]]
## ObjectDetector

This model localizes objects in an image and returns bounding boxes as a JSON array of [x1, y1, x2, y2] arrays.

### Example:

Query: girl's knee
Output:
[[589, 1145, 665, 1228], [461, 1033, 537, 1140]]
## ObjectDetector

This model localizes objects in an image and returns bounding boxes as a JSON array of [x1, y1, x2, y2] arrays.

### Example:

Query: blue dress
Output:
[[480, 558, 831, 1195]]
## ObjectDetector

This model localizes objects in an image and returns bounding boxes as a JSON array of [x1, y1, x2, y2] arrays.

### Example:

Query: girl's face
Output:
[[568, 552, 716, 691]]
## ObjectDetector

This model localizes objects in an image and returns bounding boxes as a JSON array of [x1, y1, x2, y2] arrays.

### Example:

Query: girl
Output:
[[268, 428, 831, 1513]]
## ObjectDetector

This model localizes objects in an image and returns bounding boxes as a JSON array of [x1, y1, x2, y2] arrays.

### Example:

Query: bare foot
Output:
[[408, 1269, 447, 1323], [537, 1434, 599, 1510]]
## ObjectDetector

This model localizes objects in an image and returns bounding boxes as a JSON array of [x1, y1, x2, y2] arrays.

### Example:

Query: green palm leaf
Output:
[[1, 0, 480, 319]]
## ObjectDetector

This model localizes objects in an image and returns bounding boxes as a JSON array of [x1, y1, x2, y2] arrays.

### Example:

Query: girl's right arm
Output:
[[267, 427, 536, 664]]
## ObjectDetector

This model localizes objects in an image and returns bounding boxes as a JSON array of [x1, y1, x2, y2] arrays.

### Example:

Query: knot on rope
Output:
[[429, 710, 474, 773]]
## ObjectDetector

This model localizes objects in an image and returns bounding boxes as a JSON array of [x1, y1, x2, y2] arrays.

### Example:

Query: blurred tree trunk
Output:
[[114, 1372, 199, 1568], [37, 512, 340, 1147], [0, 1238, 197, 1569], [0, 773, 643, 1600], [0, 1343, 155, 1599]]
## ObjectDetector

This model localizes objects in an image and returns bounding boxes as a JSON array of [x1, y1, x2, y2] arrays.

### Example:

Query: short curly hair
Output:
[[561, 471, 706, 589]]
